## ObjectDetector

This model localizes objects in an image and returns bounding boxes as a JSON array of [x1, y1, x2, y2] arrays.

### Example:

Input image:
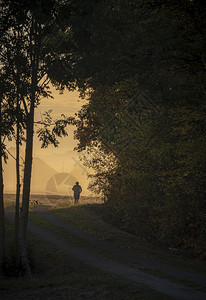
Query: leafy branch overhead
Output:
[[36, 111, 74, 148]]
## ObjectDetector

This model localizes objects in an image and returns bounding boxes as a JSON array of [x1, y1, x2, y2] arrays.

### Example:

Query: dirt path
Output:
[[5, 205, 206, 300]]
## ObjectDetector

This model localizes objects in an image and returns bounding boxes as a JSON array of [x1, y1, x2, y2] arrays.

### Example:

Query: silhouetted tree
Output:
[[0, 76, 15, 275], [0, 0, 75, 275]]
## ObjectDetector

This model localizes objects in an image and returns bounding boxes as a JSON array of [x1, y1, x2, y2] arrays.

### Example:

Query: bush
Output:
[[103, 107, 206, 258]]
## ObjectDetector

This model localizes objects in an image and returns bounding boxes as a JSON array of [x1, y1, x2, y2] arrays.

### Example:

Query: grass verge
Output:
[[1, 220, 171, 300], [29, 209, 206, 290], [51, 203, 206, 275]]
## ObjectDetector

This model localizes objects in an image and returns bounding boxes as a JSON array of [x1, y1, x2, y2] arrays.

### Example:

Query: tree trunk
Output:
[[0, 98, 5, 276], [19, 17, 40, 278], [19, 104, 34, 277], [15, 42, 21, 254], [15, 119, 21, 252]]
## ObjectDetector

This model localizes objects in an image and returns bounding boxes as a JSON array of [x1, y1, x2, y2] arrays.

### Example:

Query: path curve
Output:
[[5, 205, 206, 300]]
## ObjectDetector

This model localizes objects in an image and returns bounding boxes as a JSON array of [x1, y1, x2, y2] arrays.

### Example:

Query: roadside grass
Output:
[[3, 195, 206, 280], [3, 195, 16, 208], [29, 212, 117, 259], [137, 267, 203, 288], [29, 211, 165, 269], [1, 221, 170, 300], [51, 203, 206, 276], [29, 211, 206, 290]]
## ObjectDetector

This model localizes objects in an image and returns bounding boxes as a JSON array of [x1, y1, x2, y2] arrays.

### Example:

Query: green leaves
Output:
[[36, 111, 74, 148]]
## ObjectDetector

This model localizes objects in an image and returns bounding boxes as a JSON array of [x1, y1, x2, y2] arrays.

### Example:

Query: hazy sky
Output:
[[4, 86, 91, 195]]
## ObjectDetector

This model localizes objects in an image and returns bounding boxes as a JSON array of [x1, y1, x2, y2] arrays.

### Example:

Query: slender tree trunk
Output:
[[0, 98, 5, 276], [15, 118, 21, 252], [15, 40, 21, 254], [19, 60, 37, 275], [19, 104, 34, 277], [19, 18, 41, 278]]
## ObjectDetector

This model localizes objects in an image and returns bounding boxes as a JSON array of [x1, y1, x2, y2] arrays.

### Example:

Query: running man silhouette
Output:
[[72, 182, 82, 204]]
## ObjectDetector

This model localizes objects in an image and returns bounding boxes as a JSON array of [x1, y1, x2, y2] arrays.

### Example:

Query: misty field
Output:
[[4, 193, 104, 208]]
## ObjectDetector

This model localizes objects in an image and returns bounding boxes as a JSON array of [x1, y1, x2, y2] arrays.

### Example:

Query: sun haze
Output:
[[4, 87, 91, 196]]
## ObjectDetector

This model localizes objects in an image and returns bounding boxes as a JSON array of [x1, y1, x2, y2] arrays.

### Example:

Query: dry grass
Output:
[[2, 196, 169, 300], [4, 193, 103, 207]]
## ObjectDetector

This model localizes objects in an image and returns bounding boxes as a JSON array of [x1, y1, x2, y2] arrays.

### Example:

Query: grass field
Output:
[[3, 220, 171, 300], [2, 193, 206, 299], [3, 193, 206, 274], [3, 193, 103, 207], [1, 193, 173, 299]]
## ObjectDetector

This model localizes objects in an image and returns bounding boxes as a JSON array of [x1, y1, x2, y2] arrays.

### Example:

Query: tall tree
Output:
[[0, 0, 76, 275], [0, 76, 15, 275]]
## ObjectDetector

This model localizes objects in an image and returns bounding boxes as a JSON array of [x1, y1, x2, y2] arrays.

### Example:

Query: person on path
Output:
[[72, 182, 82, 204]]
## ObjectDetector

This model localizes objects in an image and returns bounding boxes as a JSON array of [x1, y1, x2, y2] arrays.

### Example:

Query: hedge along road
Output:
[[5, 205, 206, 300]]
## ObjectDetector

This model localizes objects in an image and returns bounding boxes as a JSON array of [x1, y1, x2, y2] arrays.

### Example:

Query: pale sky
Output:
[[34, 86, 91, 195], [4, 86, 92, 195]]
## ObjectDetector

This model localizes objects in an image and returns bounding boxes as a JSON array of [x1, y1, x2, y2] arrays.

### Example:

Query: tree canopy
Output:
[[70, 0, 206, 257]]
